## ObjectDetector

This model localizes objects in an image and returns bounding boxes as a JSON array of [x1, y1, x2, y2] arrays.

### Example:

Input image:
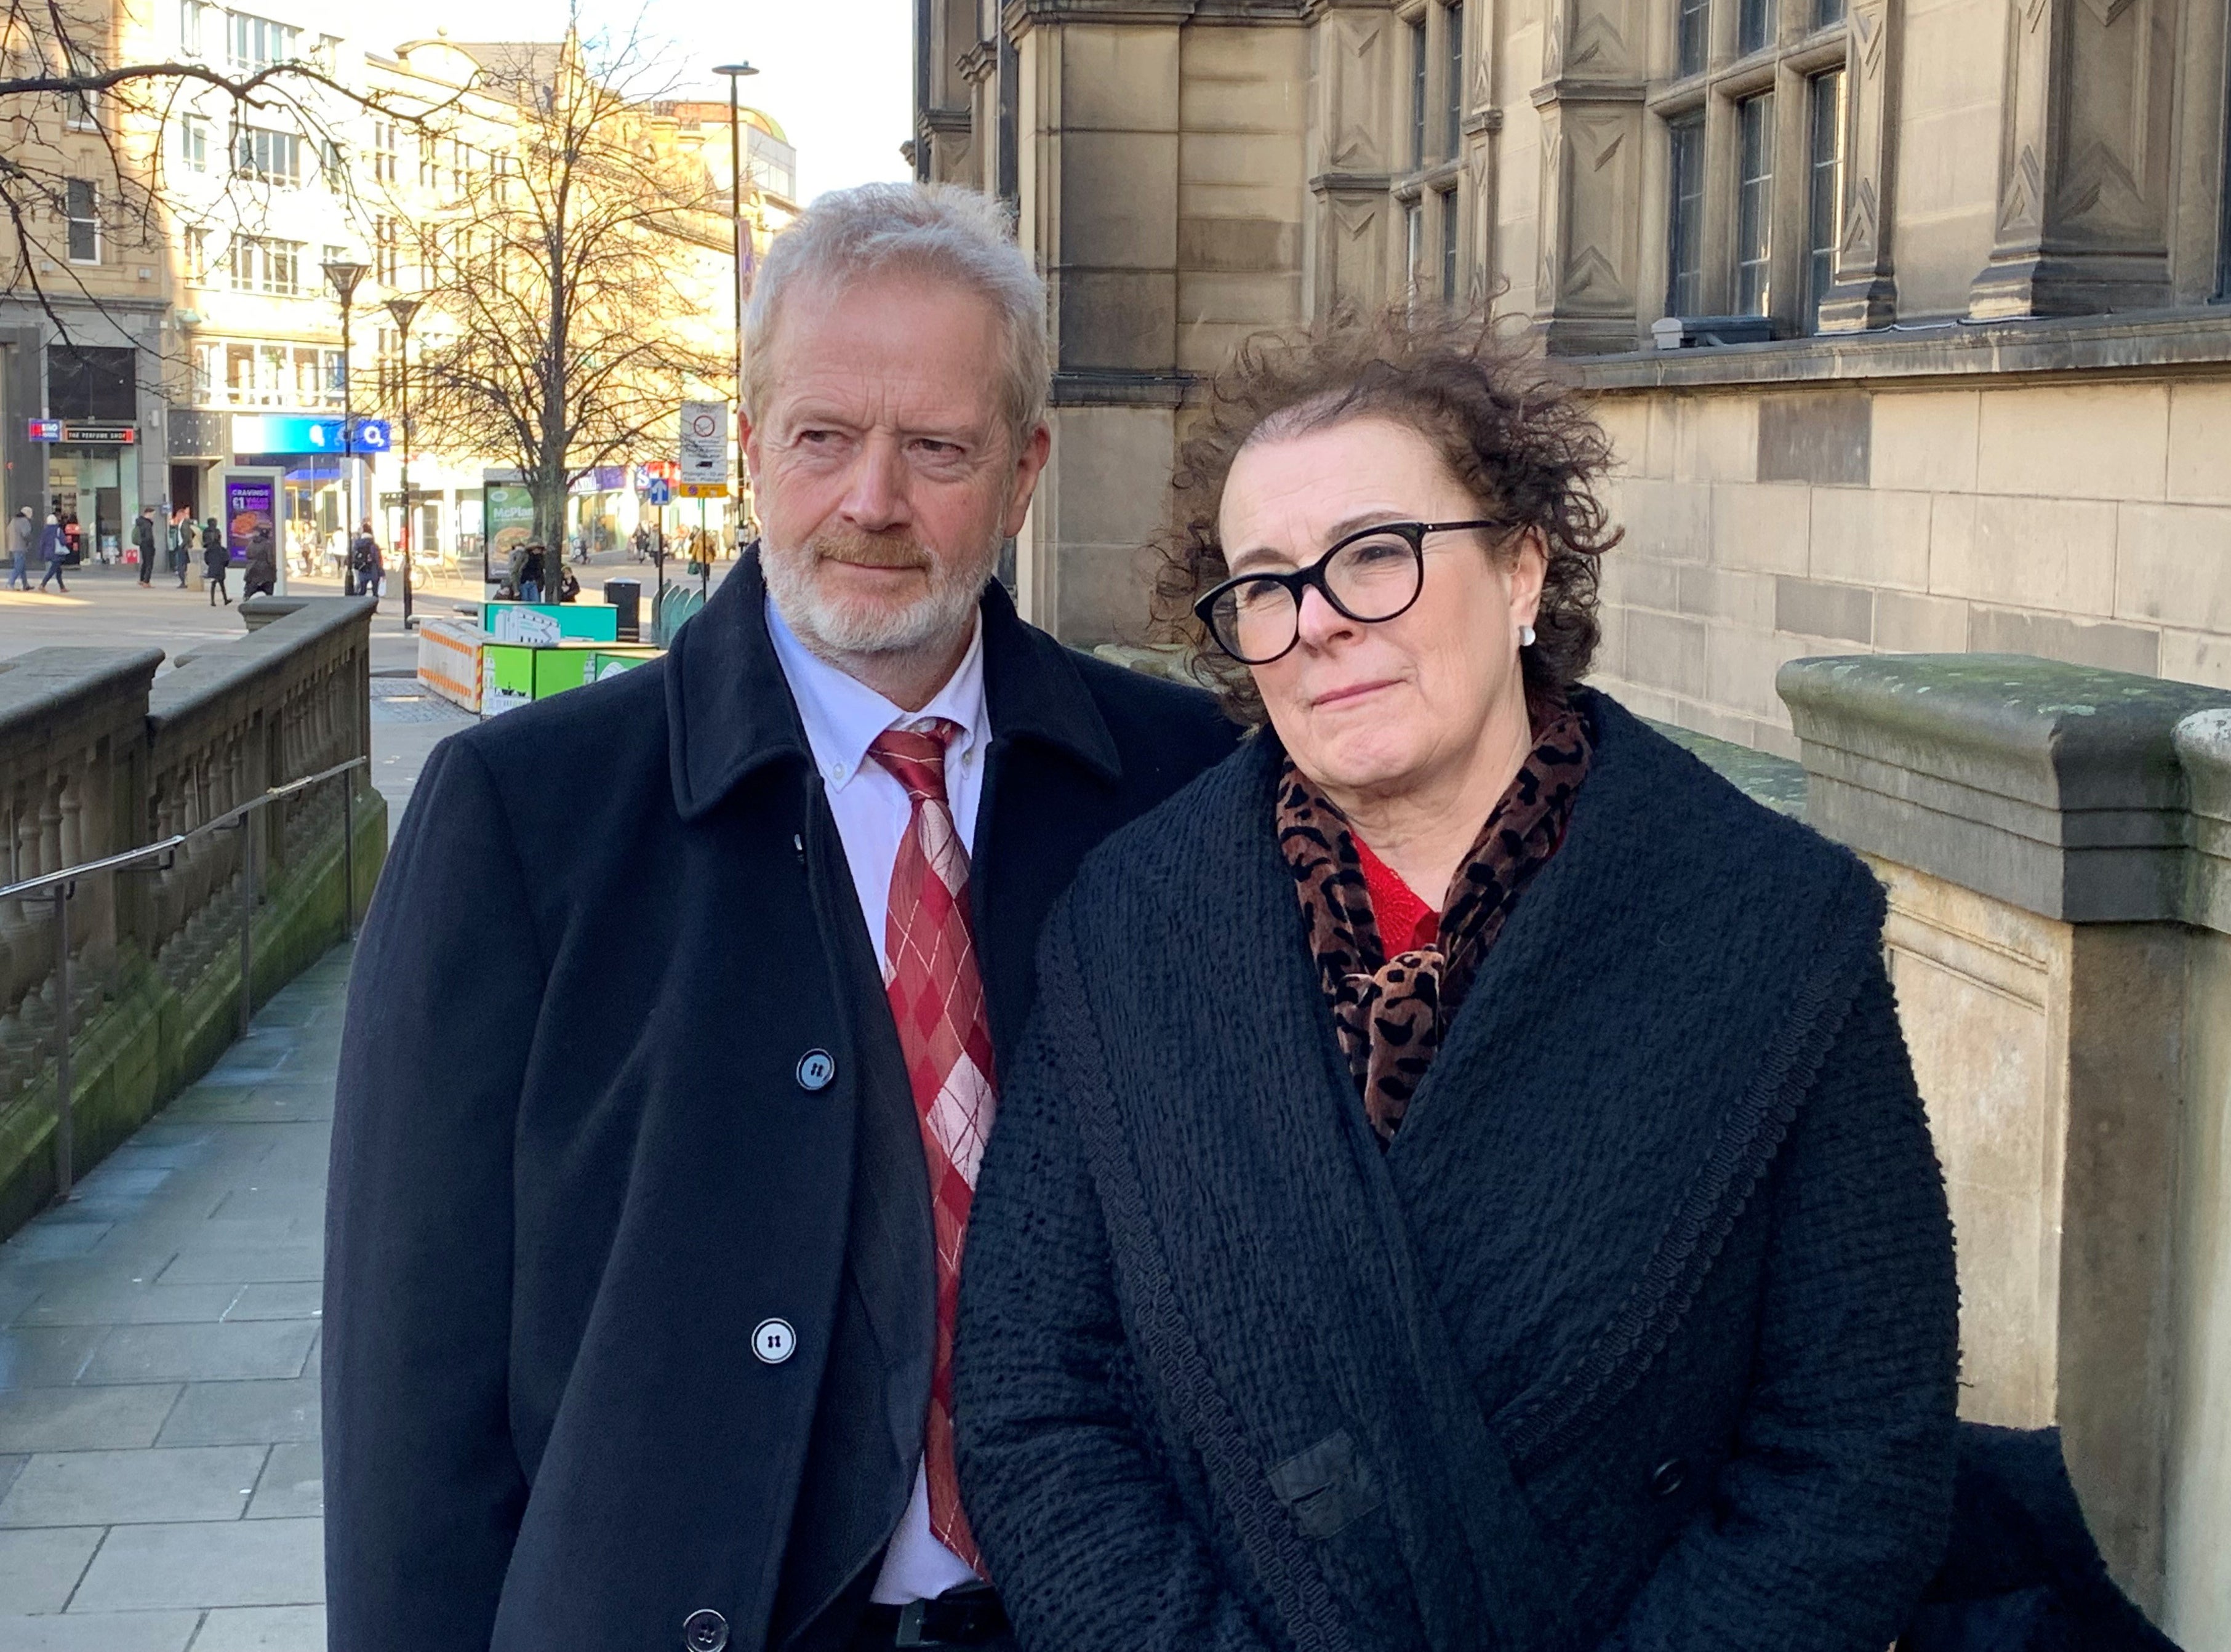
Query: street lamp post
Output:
[[712, 61, 758, 555], [383, 295, 425, 627], [321, 258, 370, 591]]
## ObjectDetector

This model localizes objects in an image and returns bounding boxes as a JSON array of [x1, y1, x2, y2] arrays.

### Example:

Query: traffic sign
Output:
[[644, 477, 673, 506], [678, 400, 730, 486], [678, 481, 729, 499]]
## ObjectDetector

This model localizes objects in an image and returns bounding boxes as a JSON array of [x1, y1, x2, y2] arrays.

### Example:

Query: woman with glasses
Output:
[[952, 313, 1966, 1652]]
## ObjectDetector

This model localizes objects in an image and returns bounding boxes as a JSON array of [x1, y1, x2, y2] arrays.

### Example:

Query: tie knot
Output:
[[868, 719, 963, 804]]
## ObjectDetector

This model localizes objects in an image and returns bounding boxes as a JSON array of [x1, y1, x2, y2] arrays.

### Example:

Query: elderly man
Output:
[[324, 185, 1233, 1652]]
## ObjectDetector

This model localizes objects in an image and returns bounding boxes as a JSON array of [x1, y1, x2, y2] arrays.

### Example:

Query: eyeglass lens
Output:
[[1209, 529, 1424, 663]]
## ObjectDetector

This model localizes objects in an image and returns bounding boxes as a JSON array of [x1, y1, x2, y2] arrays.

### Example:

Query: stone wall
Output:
[[1704, 652, 2231, 1650], [0, 599, 386, 1235], [1585, 361, 2231, 758]]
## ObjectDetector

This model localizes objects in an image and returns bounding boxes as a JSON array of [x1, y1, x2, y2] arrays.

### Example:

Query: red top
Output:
[[1353, 836, 1438, 953]]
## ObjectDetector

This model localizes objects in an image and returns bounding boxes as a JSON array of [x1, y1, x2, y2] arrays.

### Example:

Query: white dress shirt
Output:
[[765, 595, 988, 1606]]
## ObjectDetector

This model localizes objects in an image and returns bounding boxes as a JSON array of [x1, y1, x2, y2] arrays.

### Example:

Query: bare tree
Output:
[[0, 0, 445, 340], [396, 15, 729, 580]]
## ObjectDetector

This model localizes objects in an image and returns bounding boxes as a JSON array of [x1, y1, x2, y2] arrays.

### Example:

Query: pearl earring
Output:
[[1520, 624, 1537, 648]]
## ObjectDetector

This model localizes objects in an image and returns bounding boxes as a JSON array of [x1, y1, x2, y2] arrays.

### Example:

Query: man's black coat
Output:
[[323, 555, 1235, 1652]]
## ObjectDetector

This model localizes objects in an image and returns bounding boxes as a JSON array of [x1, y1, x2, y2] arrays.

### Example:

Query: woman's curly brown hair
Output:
[[1151, 306, 1622, 723]]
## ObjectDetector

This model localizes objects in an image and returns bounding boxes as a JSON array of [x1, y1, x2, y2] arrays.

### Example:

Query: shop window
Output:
[[65, 180, 100, 264], [1807, 69, 1846, 329], [1666, 114, 1705, 315], [47, 345, 135, 419], [1734, 92, 1775, 315]]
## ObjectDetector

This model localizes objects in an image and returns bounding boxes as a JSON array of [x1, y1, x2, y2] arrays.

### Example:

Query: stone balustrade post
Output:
[[1775, 652, 2231, 1647]]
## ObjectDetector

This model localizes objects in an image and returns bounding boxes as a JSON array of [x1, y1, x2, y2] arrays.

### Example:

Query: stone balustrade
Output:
[[1682, 652, 2231, 1651], [0, 599, 386, 1233]]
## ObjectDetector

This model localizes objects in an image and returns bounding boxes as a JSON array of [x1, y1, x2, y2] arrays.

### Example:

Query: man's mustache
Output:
[[812, 531, 931, 571]]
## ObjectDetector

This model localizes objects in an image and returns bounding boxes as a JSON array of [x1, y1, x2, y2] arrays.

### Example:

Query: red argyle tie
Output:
[[868, 720, 992, 1575]]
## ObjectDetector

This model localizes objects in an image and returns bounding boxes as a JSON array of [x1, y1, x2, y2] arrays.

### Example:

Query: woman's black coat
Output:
[[954, 689, 1963, 1652]]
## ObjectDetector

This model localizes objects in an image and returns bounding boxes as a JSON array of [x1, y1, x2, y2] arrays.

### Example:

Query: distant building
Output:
[[915, 0, 2231, 753], [1, 9, 793, 574]]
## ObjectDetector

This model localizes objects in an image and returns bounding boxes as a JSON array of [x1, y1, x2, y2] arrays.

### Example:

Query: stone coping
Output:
[[1561, 305, 2231, 393], [1643, 718, 1807, 817], [1779, 654, 2231, 924], [150, 596, 374, 737]]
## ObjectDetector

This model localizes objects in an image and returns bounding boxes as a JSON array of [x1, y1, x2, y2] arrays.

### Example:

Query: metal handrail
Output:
[[3, 753, 370, 1203]]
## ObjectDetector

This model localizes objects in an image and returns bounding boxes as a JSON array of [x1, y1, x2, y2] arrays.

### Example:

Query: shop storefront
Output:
[[42, 423, 142, 562]]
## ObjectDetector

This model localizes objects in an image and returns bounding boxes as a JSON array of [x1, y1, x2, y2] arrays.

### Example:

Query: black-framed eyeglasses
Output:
[[1193, 519, 1511, 665]]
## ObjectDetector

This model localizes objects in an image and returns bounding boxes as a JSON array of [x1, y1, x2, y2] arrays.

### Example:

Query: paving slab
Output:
[[153, 1381, 317, 1451], [0, 1389, 181, 1454], [190, 1606, 326, 1652], [243, 1445, 319, 1522], [0, 1609, 200, 1651], [80, 1324, 316, 1386], [0, 1530, 100, 1614], [67, 1518, 322, 1611], [0, 1448, 264, 1529]]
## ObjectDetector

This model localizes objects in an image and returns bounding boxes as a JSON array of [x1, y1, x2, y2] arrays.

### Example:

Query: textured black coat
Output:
[[954, 689, 1965, 1652], [323, 556, 1235, 1652]]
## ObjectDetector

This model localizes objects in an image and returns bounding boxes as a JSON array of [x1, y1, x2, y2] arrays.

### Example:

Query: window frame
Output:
[[1734, 90, 1775, 316], [1805, 66, 1847, 331], [1648, 0, 1851, 335], [64, 178, 100, 264]]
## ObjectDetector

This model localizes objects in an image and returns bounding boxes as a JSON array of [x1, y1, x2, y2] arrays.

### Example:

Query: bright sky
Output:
[[373, 0, 916, 202]]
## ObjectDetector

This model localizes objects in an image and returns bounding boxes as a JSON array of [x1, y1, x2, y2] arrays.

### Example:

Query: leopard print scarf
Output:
[[1277, 689, 1593, 1142]]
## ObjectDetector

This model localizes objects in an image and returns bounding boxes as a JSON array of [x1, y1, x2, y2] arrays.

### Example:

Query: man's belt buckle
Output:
[[894, 1602, 933, 1649]]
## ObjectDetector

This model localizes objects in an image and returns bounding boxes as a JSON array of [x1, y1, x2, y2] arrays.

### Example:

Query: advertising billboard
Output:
[[224, 474, 277, 569], [484, 478, 537, 585]]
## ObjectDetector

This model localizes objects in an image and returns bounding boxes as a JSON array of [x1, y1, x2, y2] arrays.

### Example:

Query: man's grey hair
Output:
[[743, 182, 1049, 451]]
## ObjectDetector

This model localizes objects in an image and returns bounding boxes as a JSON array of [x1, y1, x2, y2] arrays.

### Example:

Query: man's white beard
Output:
[[762, 527, 997, 658]]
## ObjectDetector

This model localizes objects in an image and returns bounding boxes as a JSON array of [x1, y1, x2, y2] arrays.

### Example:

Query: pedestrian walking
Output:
[[134, 508, 156, 585], [516, 542, 545, 603], [5, 506, 31, 590], [242, 527, 278, 600], [38, 515, 68, 591], [202, 518, 230, 606], [348, 521, 381, 612]]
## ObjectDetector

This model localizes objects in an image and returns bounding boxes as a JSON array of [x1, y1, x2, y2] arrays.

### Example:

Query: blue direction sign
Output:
[[643, 477, 673, 506]]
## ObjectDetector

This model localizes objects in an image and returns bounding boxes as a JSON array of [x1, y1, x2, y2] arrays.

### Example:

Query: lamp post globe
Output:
[[321, 259, 372, 591], [382, 295, 425, 625]]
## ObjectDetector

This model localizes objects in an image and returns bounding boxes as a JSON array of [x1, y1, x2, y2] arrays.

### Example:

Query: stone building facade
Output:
[[913, 0, 2231, 753]]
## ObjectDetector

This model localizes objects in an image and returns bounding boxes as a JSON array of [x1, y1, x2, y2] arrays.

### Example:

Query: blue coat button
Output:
[[796, 1049, 836, 1091]]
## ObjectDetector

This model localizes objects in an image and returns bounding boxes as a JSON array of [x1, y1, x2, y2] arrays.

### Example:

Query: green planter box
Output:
[[481, 601, 620, 643]]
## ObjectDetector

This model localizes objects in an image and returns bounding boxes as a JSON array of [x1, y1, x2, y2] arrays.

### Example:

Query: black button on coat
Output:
[[322, 554, 1236, 1652]]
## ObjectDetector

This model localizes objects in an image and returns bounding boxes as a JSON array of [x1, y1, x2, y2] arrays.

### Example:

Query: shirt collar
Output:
[[764, 594, 987, 794]]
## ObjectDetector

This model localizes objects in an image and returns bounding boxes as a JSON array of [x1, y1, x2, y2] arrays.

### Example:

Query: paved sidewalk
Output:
[[0, 947, 347, 1651]]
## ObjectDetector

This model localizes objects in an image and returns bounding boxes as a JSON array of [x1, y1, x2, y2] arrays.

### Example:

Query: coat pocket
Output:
[[1268, 1429, 1385, 1540]]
